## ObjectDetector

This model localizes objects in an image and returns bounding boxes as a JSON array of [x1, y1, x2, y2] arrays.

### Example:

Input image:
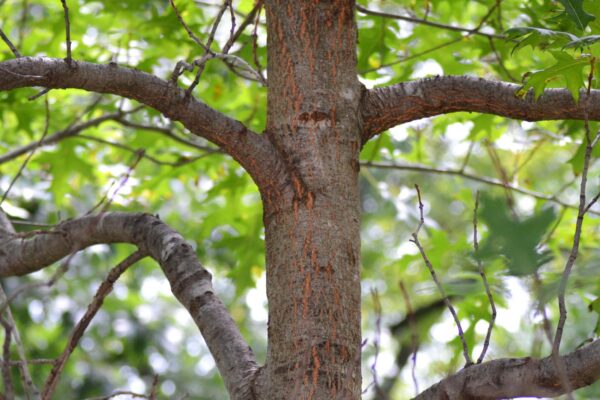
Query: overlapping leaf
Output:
[[516, 51, 590, 101], [478, 194, 556, 276]]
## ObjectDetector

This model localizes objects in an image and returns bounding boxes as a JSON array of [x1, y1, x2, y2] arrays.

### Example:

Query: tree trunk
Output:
[[260, 1, 363, 399]]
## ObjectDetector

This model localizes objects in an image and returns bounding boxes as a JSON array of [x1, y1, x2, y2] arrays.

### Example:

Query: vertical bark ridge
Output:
[[261, 1, 363, 399]]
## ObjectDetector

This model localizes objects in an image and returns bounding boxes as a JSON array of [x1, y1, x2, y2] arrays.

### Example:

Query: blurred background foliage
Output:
[[0, 0, 599, 398]]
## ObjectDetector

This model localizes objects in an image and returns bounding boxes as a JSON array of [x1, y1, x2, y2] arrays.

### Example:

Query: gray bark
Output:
[[2, 1, 600, 399], [0, 212, 258, 399]]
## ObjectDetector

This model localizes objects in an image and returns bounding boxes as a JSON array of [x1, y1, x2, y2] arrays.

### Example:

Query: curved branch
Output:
[[361, 75, 600, 141], [0, 57, 276, 186], [415, 339, 600, 399], [0, 212, 258, 400]]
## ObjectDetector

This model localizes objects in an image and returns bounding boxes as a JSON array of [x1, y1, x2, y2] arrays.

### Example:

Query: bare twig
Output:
[[365, 289, 386, 399], [585, 192, 600, 214], [533, 272, 554, 345], [7, 359, 55, 366], [358, 1, 510, 75], [186, 1, 229, 95], [484, 140, 515, 211], [362, 161, 600, 216], [487, 37, 518, 82], [410, 185, 472, 366], [0, 258, 71, 316], [0, 316, 14, 400], [86, 149, 144, 214], [552, 64, 598, 399], [169, 0, 213, 53], [399, 281, 419, 396], [0, 96, 50, 207], [0, 27, 21, 57], [473, 191, 496, 364], [28, 88, 50, 101], [0, 286, 39, 399], [17, 0, 29, 47], [76, 134, 215, 167], [361, 37, 463, 74], [84, 391, 148, 400], [149, 374, 159, 400], [251, 1, 266, 83], [355, 5, 505, 40], [115, 118, 221, 153], [41, 250, 146, 400], [0, 111, 125, 165], [60, 0, 72, 66]]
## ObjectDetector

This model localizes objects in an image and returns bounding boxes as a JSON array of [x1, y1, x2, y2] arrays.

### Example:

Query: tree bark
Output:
[[258, 1, 363, 399]]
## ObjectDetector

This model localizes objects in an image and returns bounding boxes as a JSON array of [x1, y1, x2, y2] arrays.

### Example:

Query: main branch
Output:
[[361, 75, 600, 141], [0, 57, 276, 186], [415, 339, 600, 399], [0, 212, 258, 400]]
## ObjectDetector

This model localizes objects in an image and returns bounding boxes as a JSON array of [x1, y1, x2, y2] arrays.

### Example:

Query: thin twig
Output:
[[399, 281, 419, 396], [473, 191, 496, 364], [584, 192, 600, 214], [458, 140, 475, 173], [17, 0, 29, 48], [60, 0, 72, 65], [362, 161, 600, 216], [0, 316, 14, 400], [410, 185, 472, 366], [487, 37, 518, 82], [359, 1, 509, 74], [0, 259, 70, 316], [0, 96, 50, 207], [533, 272, 554, 345], [76, 134, 215, 166], [0, 27, 21, 57], [484, 140, 514, 210], [367, 289, 386, 399], [84, 391, 148, 400], [552, 63, 598, 400], [356, 5, 505, 40], [115, 118, 221, 153], [361, 37, 463, 74], [0, 112, 124, 165], [149, 374, 159, 400], [41, 250, 146, 400], [552, 137, 599, 348], [7, 359, 55, 366], [0, 286, 40, 399], [186, 0, 229, 95], [28, 88, 51, 101], [86, 149, 144, 215], [169, 0, 213, 53], [251, 1, 266, 83]]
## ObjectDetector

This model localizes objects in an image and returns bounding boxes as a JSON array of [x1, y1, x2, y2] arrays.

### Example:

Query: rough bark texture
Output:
[[259, 1, 363, 399], [361, 75, 600, 141], [0, 212, 258, 399], [415, 339, 600, 400], [4, 1, 600, 399], [0, 57, 278, 188]]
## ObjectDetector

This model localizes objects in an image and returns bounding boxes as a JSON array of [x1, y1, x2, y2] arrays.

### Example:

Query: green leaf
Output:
[[517, 51, 590, 101], [567, 138, 600, 174], [478, 194, 556, 276], [564, 34, 600, 49], [556, 0, 595, 30], [505, 27, 577, 53]]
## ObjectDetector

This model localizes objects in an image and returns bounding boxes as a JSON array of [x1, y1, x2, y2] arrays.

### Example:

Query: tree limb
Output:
[[0, 56, 276, 186], [361, 75, 600, 141], [0, 212, 258, 400], [414, 339, 600, 399]]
